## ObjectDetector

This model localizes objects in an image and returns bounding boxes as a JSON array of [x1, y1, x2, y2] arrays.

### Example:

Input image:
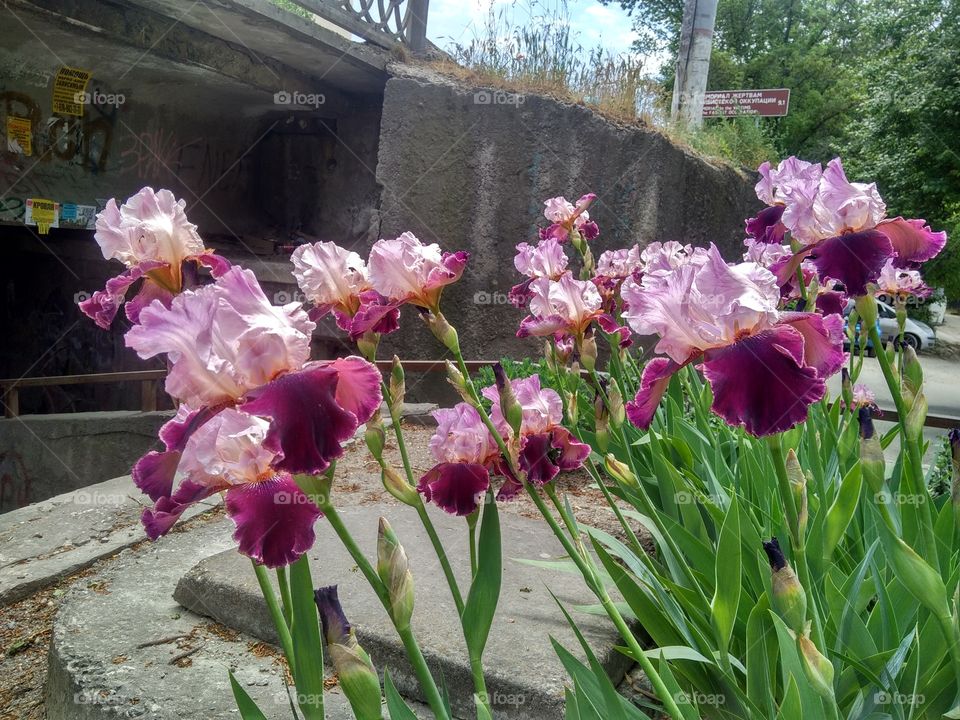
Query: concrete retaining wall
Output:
[[0, 411, 171, 513], [373, 64, 758, 362]]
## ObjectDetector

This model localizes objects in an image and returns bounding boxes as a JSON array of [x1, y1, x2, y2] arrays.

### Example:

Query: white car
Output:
[[843, 299, 937, 352]]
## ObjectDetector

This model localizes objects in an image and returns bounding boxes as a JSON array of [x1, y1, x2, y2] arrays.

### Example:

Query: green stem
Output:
[[252, 561, 295, 672], [867, 323, 939, 567], [276, 565, 292, 629], [318, 501, 450, 720], [524, 482, 686, 720], [467, 511, 479, 579], [380, 378, 465, 615]]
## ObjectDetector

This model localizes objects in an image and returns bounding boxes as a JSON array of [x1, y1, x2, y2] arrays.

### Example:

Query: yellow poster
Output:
[[25, 198, 59, 235], [52, 66, 92, 117], [5, 116, 31, 156]]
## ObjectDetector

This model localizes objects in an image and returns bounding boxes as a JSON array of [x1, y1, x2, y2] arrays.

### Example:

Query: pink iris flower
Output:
[[753, 158, 947, 295], [509, 238, 569, 307], [640, 241, 709, 277], [142, 408, 321, 568], [419, 375, 589, 516], [482, 375, 590, 492], [291, 241, 399, 339], [367, 231, 469, 312], [78, 187, 230, 329], [621, 245, 845, 436], [541, 194, 599, 242], [593, 245, 643, 312], [875, 258, 931, 300], [125, 267, 382, 562], [746, 157, 823, 245], [849, 383, 878, 412]]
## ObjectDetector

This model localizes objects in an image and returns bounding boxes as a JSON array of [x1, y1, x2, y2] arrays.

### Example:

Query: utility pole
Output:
[[670, 0, 718, 129]]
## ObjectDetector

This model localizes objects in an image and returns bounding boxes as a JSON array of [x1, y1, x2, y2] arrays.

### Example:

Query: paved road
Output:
[[829, 352, 960, 419]]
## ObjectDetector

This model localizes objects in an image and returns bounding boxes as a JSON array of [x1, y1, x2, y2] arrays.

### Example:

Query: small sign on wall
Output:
[[52, 66, 92, 117], [24, 198, 59, 234], [6, 116, 32, 156]]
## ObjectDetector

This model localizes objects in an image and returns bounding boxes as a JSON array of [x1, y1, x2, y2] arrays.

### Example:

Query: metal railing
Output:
[[287, 0, 430, 52]]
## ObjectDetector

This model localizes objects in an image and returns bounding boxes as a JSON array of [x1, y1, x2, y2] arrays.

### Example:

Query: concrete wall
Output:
[[0, 411, 173, 513], [373, 64, 758, 362]]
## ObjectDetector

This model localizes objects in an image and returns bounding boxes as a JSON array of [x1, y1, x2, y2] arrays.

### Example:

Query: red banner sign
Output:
[[703, 89, 790, 118]]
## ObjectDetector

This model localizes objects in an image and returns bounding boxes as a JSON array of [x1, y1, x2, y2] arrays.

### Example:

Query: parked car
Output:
[[843, 299, 937, 352]]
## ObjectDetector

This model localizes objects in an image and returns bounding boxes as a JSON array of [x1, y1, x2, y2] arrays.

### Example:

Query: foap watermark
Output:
[[676, 690, 725, 707], [273, 289, 307, 305], [73, 688, 132, 706], [74, 290, 94, 304], [478, 691, 526, 707], [274, 90, 326, 108], [274, 490, 327, 506], [474, 90, 525, 106], [874, 691, 925, 706], [473, 290, 511, 306], [73, 490, 127, 506], [74, 90, 126, 108], [875, 490, 927, 505]]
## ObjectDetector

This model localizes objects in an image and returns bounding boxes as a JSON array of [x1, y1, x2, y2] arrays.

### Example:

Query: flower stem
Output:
[[252, 561, 295, 672], [275, 565, 292, 628], [867, 323, 939, 566], [467, 511, 479, 579], [380, 379, 466, 615], [317, 500, 450, 720]]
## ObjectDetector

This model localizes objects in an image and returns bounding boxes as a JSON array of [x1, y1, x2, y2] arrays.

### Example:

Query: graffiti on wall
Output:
[[0, 449, 31, 512]]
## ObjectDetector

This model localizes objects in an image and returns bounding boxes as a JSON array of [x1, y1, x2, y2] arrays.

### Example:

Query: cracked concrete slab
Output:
[[174, 504, 633, 720]]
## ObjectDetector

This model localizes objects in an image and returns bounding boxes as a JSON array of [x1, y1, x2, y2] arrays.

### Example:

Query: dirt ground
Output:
[[0, 422, 639, 719]]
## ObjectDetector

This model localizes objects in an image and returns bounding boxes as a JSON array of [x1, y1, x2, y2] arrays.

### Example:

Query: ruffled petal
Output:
[[132, 406, 220, 502], [240, 365, 358, 475], [550, 427, 590, 470], [807, 229, 893, 296], [141, 478, 221, 540], [875, 217, 947, 266], [417, 462, 490, 516], [125, 280, 174, 324], [224, 473, 321, 568], [517, 314, 568, 338], [779, 312, 846, 378], [597, 314, 632, 348], [519, 433, 560, 486], [508, 278, 535, 308], [700, 325, 825, 436], [625, 357, 682, 429], [815, 290, 846, 317], [78, 290, 123, 330], [350, 291, 401, 339], [328, 356, 383, 425], [745, 204, 786, 244], [195, 252, 232, 278]]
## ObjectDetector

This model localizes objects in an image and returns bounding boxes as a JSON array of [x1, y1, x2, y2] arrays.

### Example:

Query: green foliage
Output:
[[269, 0, 312, 19]]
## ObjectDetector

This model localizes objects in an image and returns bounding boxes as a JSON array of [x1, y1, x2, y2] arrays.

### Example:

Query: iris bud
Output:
[[364, 412, 386, 462], [377, 517, 414, 630], [902, 345, 923, 404], [356, 331, 379, 363], [580, 334, 598, 373], [390, 356, 405, 411], [841, 368, 853, 409], [594, 391, 610, 453], [858, 408, 886, 495], [445, 360, 474, 406], [382, 466, 419, 506], [315, 585, 382, 720], [855, 294, 878, 331], [426, 312, 459, 353], [797, 633, 835, 702], [763, 538, 807, 635], [604, 454, 637, 487], [607, 384, 625, 429], [785, 450, 808, 538], [494, 362, 523, 436]]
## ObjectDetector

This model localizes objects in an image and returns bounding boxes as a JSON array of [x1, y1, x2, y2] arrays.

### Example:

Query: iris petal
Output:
[[418, 462, 490, 516], [807, 229, 893, 296]]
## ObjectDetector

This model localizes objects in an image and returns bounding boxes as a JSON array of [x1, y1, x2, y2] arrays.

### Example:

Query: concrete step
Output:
[[174, 504, 632, 720]]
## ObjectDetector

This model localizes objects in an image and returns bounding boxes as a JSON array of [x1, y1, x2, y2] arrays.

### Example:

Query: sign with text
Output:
[[703, 89, 790, 118]]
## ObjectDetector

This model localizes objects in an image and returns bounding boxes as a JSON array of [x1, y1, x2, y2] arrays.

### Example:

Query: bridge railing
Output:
[[286, 0, 430, 52]]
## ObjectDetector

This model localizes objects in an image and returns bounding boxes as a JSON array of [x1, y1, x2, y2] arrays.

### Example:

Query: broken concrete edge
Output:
[[384, 60, 751, 177]]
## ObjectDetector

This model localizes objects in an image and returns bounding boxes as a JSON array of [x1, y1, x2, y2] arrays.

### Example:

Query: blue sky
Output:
[[427, 0, 641, 58]]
